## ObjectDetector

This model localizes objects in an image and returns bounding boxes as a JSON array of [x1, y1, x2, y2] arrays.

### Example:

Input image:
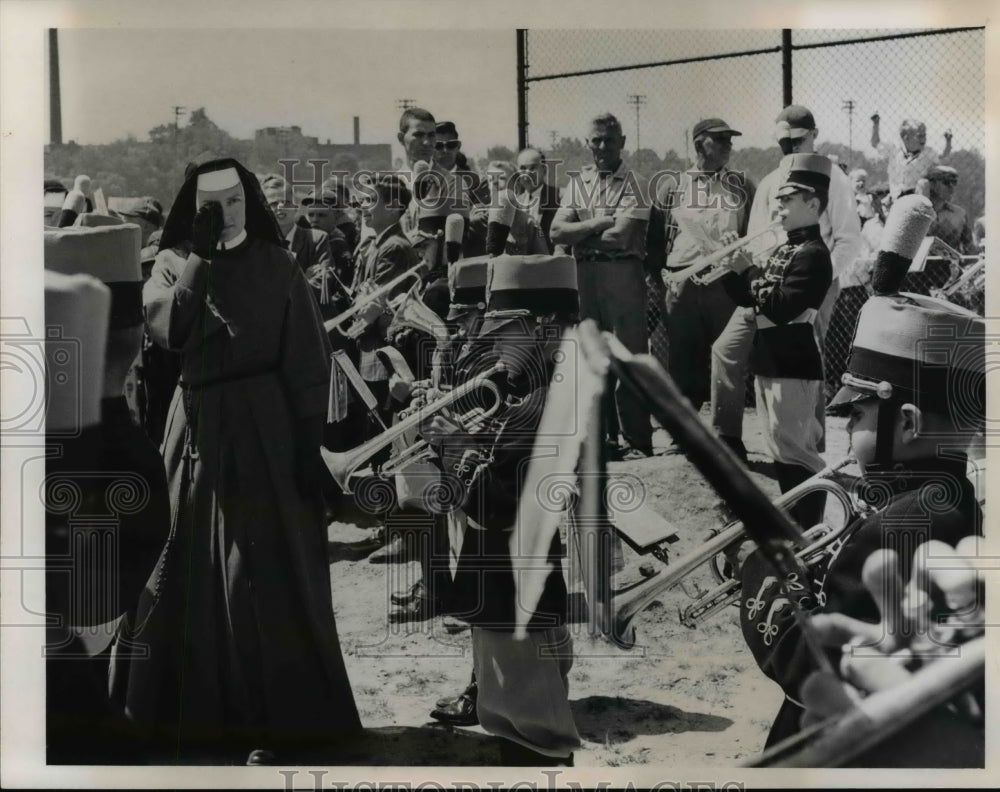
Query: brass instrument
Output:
[[386, 283, 451, 344], [320, 362, 504, 494], [663, 220, 784, 288], [931, 252, 985, 308], [604, 457, 868, 649], [324, 261, 427, 339]]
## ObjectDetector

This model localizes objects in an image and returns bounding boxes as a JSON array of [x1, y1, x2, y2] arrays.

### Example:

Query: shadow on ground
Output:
[[571, 696, 732, 744]]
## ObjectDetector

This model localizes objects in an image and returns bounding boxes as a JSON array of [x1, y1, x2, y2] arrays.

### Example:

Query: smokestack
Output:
[[353, 116, 360, 145], [49, 29, 62, 145]]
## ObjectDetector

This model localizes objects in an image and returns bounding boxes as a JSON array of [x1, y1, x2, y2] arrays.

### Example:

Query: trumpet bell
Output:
[[387, 285, 450, 343]]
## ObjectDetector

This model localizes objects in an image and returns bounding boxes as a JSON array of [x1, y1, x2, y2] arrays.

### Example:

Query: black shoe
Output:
[[368, 533, 410, 564], [430, 683, 479, 726], [620, 446, 653, 462], [719, 435, 749, 464], [498, 738, 574, 766], [389, 594, 440, 622], [390, 579, 426, 606], [604, 440, 625, 461], [246, 749, 276, 766]]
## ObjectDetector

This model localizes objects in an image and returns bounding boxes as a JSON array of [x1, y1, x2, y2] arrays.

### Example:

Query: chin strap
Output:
[[869, 398, 899, 473]]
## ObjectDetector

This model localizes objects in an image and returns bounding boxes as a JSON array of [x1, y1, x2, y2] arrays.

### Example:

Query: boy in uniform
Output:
[[738, 195, 985, 766], [724, 153, 833, 527]]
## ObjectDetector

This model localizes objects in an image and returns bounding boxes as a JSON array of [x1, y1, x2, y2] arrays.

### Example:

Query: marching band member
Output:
[[739, 195, 985, 766], [421, 253, 582, 766], [724, 153, 834, 528], [140, 158, 359, 764]]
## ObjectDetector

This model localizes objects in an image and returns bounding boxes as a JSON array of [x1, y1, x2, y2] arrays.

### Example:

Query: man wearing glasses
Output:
[[650, 118, 756, 445], [550, 112, 653, 461]]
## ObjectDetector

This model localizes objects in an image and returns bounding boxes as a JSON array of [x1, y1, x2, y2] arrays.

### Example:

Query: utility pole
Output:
[[842, 99, 856, 168], [684, 129, 690, 168], [172, 105, 187, 135], [626, 94, 646, 152], [549, 130, 558, 150], [49, 29, 62, 145], [396, 99, 416, 111]]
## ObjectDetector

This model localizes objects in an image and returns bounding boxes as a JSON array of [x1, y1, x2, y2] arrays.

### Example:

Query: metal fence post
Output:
[[782, 29, 793, 106], [517, 29, 528, 149]]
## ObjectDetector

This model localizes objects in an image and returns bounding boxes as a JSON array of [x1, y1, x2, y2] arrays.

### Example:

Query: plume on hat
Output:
[[871, 194, 935, 295]]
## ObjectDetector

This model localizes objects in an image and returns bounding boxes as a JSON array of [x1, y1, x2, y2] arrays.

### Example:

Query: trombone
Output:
[[663, 220, 783, 288], [323, 261, 428, 339], [320, 361, 505, 494]]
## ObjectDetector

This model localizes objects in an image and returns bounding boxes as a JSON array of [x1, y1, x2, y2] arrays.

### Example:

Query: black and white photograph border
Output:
[[2, 0, 998, 788]]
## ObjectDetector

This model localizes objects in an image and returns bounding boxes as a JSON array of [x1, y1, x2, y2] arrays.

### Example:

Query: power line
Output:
[[626, 94, 646, 152]]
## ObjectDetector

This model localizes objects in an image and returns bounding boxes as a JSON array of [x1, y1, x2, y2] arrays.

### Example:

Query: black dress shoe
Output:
[[430, 683, 478, 726], [368, 533, 410, 564], [388, 594, 440, 622], [391, 579, 426, 606], [246, 748, 276, 766]]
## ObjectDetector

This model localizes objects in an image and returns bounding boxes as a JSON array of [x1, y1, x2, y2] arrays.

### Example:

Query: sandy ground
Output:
[[322, 409, 859, 767]]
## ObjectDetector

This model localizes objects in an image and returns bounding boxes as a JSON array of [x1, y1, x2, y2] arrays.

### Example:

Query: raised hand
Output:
[[191, 200, 224, 259]]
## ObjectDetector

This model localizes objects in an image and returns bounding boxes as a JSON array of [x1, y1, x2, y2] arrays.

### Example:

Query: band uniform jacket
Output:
[[351, 222, 419, 381], [739, 457, 984, 766], [440, 379, 568, 632], [135, 236, 360, 748]]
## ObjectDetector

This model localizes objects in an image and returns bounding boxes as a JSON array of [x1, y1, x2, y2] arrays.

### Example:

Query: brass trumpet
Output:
[[320, 362, 505, 494], [663, 220, 783, 288], [324, 261, 427, 339], [605, 457, 868, 649]]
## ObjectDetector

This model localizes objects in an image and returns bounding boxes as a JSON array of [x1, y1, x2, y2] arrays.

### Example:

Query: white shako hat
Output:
[[196, 166, 240, 192], [871, 194, 936, 295], [44, 270, 111, 433], [44, 223, 143, 332], [479, 254, 579, 336], [828, 292, 985, 421]]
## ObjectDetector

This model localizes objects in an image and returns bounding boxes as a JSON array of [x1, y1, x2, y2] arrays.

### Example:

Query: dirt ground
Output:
[[322, 408, 861, 767]]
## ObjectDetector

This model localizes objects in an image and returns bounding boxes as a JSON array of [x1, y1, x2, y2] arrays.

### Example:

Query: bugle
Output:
[[320, 362, 504, 494], [324, 261, 427, 339], [663, 220, 783, 287]]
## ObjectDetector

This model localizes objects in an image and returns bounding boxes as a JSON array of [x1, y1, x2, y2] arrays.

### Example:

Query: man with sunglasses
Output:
[[926, 165, 973, 255]]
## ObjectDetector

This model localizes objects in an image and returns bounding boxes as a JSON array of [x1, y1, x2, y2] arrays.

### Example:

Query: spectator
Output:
[[870, 114, 952, 198], [850, 168, 876, 222], [550, 112, 653, 460], [925, 165, 973, 254], [650, 117, 755, 445]]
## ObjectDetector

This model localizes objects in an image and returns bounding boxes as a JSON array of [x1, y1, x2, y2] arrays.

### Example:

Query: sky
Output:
[[52, 28, 519, 162], [50, 25, 984, 165]]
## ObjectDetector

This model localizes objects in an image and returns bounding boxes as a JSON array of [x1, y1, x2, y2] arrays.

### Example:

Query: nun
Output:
[[137, 158, 360, 763]]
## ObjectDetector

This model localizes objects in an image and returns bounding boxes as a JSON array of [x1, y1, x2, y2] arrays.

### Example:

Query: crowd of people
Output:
[[40, 103, 985, 768]]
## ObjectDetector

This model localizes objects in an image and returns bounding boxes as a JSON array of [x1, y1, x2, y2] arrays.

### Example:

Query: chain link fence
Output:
[[522, 27, 985, 400]]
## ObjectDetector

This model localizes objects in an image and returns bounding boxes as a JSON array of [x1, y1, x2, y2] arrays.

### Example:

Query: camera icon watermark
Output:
[[2, 316, 86, 441]]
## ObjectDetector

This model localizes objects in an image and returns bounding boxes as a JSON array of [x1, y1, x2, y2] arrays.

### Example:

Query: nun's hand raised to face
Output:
[[191, 200, 224, 259]]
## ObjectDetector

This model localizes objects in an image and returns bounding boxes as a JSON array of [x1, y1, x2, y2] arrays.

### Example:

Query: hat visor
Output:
[[826, 384, 876, 415], [775, 182, 816, 198], [478, 314, 530, 337], [701, 126, 742, 137], [776, 127, 810, 141]]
